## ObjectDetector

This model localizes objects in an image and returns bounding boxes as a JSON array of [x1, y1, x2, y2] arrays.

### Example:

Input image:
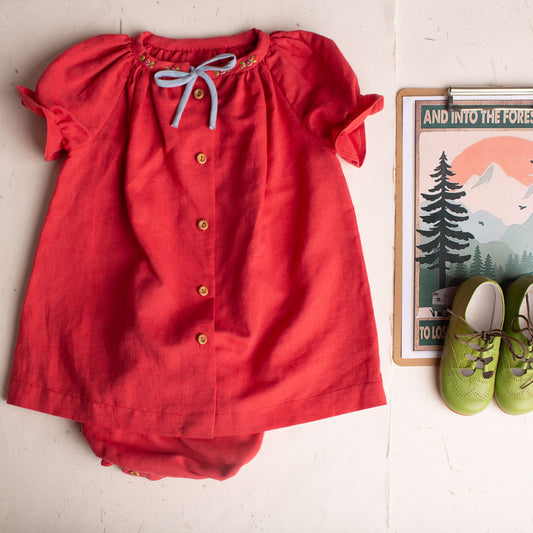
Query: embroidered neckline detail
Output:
[[141, 54, 257, 74], [139, 54, 155, 68], [240, 55, 256, 69], [142, 55, 257, 76], [132, 30, 270, 75]]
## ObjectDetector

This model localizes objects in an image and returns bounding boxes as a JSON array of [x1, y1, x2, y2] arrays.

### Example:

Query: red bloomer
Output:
[[83, 425, 264, 481]]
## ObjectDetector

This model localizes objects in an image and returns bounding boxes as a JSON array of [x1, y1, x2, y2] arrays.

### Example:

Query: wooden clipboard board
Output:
[[394, 89, 448, 366]]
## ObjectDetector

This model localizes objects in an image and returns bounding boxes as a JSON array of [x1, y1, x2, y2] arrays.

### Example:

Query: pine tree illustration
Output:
[[470, 245, 483, 277], [505, 253, 520, 278], [449, 260, 469, 286], [482, 253, 496, 279], [521, 250, 533, 273], [522, 250, 528, 268], [416, 151, 474, 288]]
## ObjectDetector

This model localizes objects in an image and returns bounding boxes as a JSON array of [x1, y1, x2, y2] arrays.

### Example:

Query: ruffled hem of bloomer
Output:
[[83, 427, 265, 481], [335, 93, 384, 167], [99, 460, 165, 481], [7, 375, 386, 439]]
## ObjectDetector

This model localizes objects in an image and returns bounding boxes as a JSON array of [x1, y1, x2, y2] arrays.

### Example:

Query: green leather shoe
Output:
[[439, 276, 504, 415], [495, 275, 533, 415]]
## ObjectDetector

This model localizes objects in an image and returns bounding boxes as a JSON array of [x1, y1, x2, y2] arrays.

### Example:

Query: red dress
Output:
[[9, 28, 386, 479]]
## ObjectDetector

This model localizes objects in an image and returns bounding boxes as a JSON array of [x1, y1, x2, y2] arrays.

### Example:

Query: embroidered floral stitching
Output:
[[130, 40, 268, 77], [240, 55, 257, 69], [139, 54, 155, 68]]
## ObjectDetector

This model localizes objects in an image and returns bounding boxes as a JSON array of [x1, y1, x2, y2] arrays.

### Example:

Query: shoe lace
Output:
[[447, 309, 526, 380], [509, 295, 533, 389]]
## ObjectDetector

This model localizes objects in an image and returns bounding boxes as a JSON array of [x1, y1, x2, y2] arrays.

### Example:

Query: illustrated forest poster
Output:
[[414, 100, 533, 351]]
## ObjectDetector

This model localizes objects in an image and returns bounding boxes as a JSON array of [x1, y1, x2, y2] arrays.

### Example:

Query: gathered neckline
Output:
[[130, 28, 270, 76]]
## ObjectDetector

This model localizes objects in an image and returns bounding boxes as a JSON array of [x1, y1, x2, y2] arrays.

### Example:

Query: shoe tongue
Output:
[[465, 281, 504, 331]]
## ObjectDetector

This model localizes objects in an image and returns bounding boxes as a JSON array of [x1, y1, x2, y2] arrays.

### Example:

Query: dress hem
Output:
[[7, 375, 386, 439]]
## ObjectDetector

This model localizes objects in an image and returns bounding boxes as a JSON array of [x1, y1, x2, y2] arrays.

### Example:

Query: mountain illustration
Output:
[[501, 211, 533, 254], [459, 209, 508, 243], [525, 184, 533, 199], [462, 162, 533, 227], [465, 238, 516, 266]]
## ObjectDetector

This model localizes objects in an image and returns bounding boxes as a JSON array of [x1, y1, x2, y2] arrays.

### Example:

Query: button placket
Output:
[[192, 132, 214, 354]]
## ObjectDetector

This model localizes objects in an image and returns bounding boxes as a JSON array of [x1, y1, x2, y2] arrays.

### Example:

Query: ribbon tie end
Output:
[[154, 53, 237, 130]]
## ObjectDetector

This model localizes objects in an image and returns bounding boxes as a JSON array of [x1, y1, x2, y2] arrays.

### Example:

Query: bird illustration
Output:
[[478, 221, 485, 226], [519, 205, 527, 210]]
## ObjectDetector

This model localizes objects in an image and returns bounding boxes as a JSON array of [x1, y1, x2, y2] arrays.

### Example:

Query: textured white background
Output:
[[1, 1, 533, 531]]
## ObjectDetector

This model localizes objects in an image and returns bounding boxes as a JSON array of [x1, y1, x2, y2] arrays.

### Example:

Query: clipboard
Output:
[[394, 87, 533, 366]]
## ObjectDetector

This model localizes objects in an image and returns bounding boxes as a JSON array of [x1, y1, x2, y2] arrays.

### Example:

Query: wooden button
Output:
[[198, 285, 209, 296], [197, 334, 208, 345], [193, 88, 204, 99], [197, 219, 209, 230], [196, 152, 207, 164]]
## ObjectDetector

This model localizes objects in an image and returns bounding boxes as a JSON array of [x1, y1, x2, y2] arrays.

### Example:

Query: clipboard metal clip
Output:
[[447, 86, 533, 110]]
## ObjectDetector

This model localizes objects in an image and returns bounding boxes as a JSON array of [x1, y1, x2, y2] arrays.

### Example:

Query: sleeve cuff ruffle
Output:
[[17, 85, 65, 161], [335, 93, 384, 167]]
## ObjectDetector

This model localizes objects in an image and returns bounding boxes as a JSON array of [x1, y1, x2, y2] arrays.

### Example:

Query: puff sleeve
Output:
[[17, 34, 134, 161], [267, 30, 383, 167]]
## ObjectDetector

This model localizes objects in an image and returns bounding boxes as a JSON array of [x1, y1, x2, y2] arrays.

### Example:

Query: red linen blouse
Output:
[[8, 28, 386, 439]]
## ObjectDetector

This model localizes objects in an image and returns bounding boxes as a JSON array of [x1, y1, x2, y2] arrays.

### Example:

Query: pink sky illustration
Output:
[[451, 136, 533, 186]]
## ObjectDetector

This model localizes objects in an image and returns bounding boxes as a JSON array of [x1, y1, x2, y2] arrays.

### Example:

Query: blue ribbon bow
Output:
[[154, 53, 237, 130]]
